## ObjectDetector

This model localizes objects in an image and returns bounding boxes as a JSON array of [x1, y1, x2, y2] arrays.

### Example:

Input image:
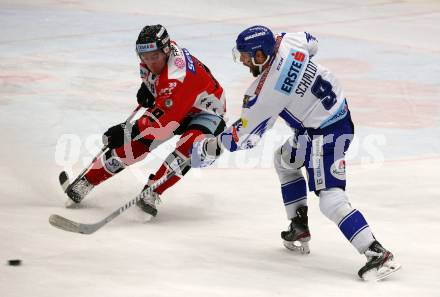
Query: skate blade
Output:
[[283, 240, 310, 254], [362, 261, 402, 281]]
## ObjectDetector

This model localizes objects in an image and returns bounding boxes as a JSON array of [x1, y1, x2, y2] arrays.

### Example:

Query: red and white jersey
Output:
[[136, 41, 225, 141]]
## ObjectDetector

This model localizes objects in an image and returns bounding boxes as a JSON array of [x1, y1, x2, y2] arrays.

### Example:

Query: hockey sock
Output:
[[281, 176, 308, 220], [319, 188, 375, 253], [152, 129, 203, 194], [85, 140, 151, 185]]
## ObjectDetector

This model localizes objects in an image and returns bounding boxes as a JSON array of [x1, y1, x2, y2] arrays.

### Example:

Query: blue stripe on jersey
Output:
[[248, 118, 271, 138], [281, 177, 307, 205], [219, 129, 238, 152], [242, 95, 258, 109], [319, 99, 348, 128], [338, 210, 369, 242], [279, 108, 304, 130], [304, 32, 317, 43], [182, 48, 196, 74], [219, 117, 271, 152]]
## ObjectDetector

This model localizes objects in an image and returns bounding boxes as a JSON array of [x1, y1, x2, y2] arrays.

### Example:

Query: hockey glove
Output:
[[137, 82, 155, 108], [190, 136, 223, 168], [102, 123, 134, 149]]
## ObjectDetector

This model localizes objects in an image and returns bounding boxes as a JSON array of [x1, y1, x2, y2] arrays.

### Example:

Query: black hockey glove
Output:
[[137, 82, 155, 108], [102, 123, 133, 149]]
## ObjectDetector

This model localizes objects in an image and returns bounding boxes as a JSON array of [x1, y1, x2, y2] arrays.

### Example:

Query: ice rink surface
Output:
[[1, 0, 439, 296]]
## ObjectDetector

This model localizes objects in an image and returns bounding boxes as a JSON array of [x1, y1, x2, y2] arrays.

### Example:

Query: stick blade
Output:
[[49, 214, 100, 235], [49, 214, 82, 234]]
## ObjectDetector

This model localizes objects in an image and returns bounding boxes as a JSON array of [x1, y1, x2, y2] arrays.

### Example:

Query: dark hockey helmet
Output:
[[234, 25, 275, 61], [136, 24, 171, 55]]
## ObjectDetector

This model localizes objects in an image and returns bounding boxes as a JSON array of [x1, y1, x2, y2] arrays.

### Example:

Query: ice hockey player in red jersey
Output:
[[65, 24, 226, 221]]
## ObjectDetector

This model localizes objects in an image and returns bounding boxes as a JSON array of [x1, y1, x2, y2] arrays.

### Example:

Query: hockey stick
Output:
[[50, 159, 190, 234], [59, 105, 142, 192]]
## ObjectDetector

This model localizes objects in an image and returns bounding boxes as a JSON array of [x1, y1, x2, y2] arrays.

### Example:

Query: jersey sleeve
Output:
[[284, 32, 318, 58], [303, 32, 318, 57], [218, 79, 289, 152]]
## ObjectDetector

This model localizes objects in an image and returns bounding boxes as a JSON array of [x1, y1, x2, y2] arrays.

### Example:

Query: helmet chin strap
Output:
[[251, 55, 271, 74]]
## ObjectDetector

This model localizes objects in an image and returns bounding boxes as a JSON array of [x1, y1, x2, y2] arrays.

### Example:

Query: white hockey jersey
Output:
[[219, 32, 350, 152]]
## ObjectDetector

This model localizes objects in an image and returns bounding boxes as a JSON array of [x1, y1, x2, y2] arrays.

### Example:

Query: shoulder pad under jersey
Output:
[[166, 42, 188, 83]]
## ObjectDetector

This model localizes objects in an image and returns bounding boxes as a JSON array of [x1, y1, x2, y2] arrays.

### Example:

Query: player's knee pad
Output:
[[164, 150, 191, 177], [274, 136, 301, 170], [102, 149, 126, 175], [319, 188, 353, 224], [274, 138, 305, 182]]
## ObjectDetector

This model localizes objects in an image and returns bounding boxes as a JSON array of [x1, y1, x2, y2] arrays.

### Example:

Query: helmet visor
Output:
[[232, 46, 252, 63]]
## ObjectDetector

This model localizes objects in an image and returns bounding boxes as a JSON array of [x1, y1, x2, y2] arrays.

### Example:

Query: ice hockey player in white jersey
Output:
[[191, 25, 401, 281]]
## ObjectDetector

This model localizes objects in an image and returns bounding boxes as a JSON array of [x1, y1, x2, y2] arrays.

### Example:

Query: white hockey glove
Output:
[[190, 136, 223, 168]]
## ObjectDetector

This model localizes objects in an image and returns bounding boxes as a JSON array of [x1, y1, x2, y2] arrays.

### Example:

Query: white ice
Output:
[[1, 0, 439, 296]]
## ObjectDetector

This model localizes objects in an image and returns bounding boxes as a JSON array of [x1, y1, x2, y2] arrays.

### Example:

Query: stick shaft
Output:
[[65, 105, 142, 191]]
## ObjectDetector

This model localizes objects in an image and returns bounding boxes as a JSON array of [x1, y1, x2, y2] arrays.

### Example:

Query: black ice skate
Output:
[[281, 206, 311, 254], [65, 176, 94, 207], [135, 185, 160, 222], [358, 240, 401, 281]]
